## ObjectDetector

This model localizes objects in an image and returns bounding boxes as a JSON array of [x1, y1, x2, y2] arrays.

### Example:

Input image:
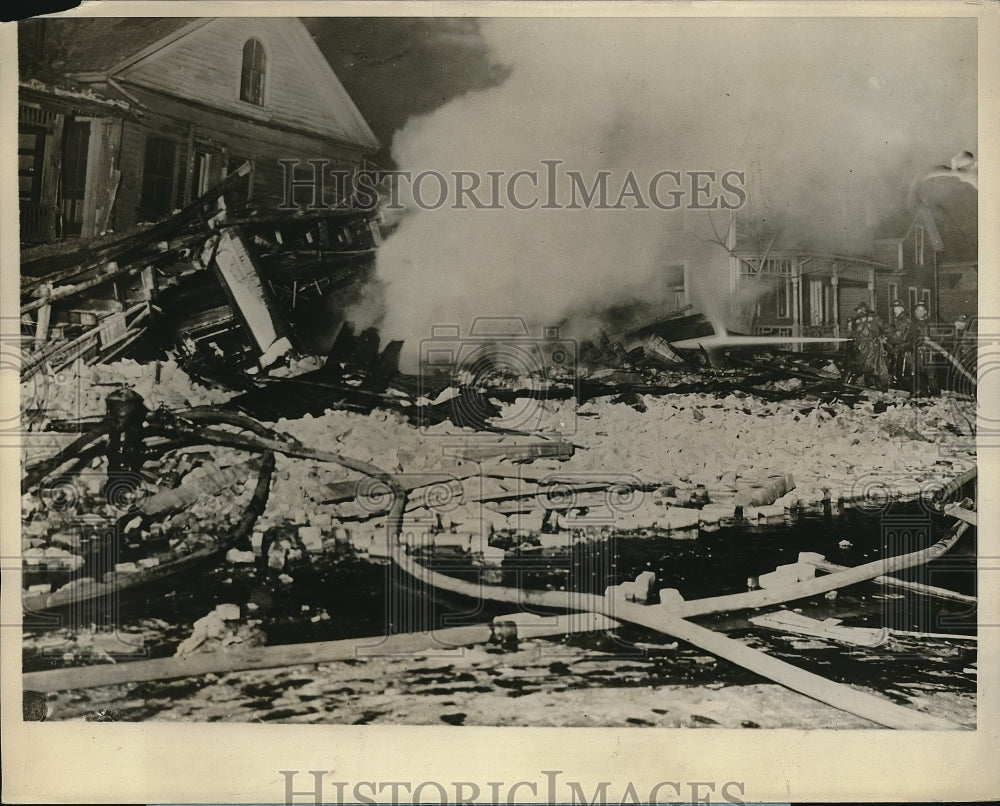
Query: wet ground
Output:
[[24, 504, 977, 727]]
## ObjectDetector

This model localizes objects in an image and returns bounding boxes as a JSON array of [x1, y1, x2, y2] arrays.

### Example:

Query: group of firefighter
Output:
[[845, 299, 974, 396]]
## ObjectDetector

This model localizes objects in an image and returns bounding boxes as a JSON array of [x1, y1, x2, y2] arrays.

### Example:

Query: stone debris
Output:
[[20, 350, 978, 730], [174, 604, 263, 657], [23, 359, 232, 430], [238, 388, 975, 562]]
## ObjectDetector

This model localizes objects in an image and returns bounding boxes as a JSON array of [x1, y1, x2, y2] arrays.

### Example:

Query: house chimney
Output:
[[19, 19, 47, 62]]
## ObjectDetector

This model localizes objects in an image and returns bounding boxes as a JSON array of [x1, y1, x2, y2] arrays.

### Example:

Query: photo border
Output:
[[2, 1, 997, 803]]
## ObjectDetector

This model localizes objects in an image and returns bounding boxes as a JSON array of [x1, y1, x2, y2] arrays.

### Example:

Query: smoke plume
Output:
[[354, 17, 976, 370]]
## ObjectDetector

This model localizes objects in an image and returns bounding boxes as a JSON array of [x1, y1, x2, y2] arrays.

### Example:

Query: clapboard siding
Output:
[[115, 19, 376, 149], [127, 85, 366, 163], [118, 85, 365, 215], [874, 279, 891, 321], [839, 284, 870, 319]]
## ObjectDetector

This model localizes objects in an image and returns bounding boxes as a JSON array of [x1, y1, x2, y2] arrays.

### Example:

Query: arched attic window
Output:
[[240, 38, 266, 106]]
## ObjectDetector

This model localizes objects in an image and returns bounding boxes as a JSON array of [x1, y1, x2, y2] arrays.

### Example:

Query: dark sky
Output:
[[316, 16, 977, 357], [304, 18, 504, 168], [305, 17, 976, 238]]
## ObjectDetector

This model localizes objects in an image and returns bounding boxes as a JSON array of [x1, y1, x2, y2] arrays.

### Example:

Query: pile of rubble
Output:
[[188, 385, 977, 569], [20, 329, 978, 626], [525, 391, 974, 512], [22, 359, 234, 431]]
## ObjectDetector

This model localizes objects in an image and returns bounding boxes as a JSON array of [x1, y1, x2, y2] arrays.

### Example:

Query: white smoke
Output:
[[354, 17, 976, 370]]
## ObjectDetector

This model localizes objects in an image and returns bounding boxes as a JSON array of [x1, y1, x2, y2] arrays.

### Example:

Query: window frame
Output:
[[239, 38, 267, 107], [663, 262, 689, 310], [139, 134, 181, 221], [776, 276, 790, 319]]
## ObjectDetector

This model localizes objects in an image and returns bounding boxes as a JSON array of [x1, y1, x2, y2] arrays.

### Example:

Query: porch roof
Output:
[[19, 79, 140, 120], [733, 250, 889, 280]]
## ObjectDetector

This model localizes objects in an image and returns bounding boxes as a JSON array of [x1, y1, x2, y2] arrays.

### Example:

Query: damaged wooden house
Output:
[[19, 17, 382, 375]]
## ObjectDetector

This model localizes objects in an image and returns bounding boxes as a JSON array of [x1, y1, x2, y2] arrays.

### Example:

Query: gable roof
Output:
[[37, 17, 378, 152], [873, 211, 912, 242], [932, 197, 978, 265], [874, 205, 943, 252], [41, 18, 199, 75]]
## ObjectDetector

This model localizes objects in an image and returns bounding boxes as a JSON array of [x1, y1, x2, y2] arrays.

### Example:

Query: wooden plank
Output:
[[322, 471, 482, 505], [888, 629, 976, 642], [88, 326, 147, 366], [22, 301, 149, 379], [444, 441, 575, 462], [39, 111, 64, 241], [208, 228, 290, 361], [33, 285, 51, 347], [391, 550, 960, 728], [22, 262, 134, 314], [748, 610, 888, 647], [80, 118, 114, 238], [22, 161, 252, 295], [100, 169, 122, 235]]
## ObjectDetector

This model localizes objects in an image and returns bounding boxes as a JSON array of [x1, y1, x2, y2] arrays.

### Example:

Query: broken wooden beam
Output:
[[21, 261, 134, 315], [21, 302, 149, 380], [443, 440, 575, 462], [887, 628, 976, 642], [729, 356, 869, 393], [748, 609, 888, 647], [321, 470, 483, 506], [22, 162, 253, 295], [205, 227, 292, 367]]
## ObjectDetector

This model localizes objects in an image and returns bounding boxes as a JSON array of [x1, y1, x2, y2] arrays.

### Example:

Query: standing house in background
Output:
[[729, 192, 977, 343], [935, 227, 978, 325], [923, 187, 978, 324], [730, 250, 889, 341], [873, 205, 941, 322], [18, 17, 379, 244]]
